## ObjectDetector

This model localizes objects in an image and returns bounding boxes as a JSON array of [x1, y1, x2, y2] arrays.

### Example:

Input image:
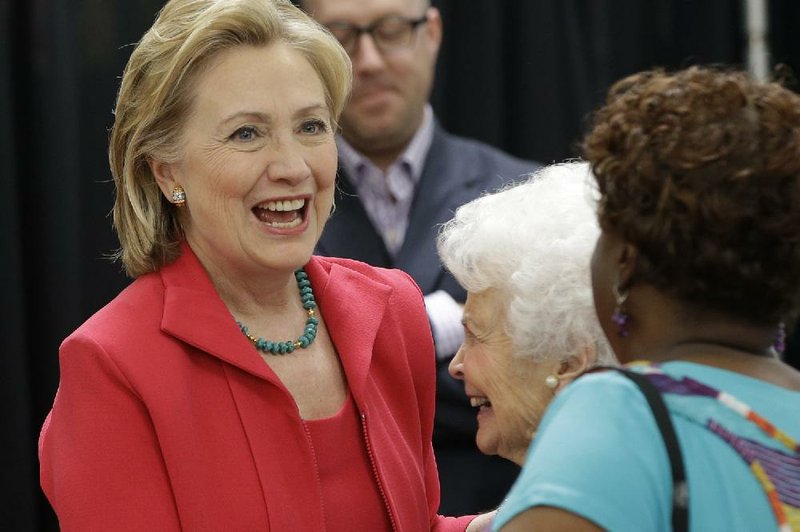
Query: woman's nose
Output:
[[448, 348, 465, 380], [266, 139, 311, 184]]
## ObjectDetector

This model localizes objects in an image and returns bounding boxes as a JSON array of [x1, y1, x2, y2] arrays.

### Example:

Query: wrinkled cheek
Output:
[[184, 197, 230, 235], [505, 393, 546, 442]]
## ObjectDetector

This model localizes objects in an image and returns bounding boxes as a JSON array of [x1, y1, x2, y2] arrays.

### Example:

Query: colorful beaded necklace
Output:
[[237, 268, 319, 355], [631, 361, 800, 531]]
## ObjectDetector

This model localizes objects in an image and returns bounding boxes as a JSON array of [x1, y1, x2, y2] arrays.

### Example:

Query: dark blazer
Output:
[[317, 121, 541, 515]]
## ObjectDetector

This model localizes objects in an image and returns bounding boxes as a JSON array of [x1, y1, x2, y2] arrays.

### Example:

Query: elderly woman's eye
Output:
[[462, 326, 478, 344]]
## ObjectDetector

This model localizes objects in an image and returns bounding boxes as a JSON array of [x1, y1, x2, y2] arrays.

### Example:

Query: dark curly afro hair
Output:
[[583, 66, 800, 324]]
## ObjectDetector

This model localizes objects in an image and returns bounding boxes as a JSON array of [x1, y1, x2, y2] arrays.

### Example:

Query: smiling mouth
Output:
[[253, 198, 308, 229], [470, 396, 492, 409]]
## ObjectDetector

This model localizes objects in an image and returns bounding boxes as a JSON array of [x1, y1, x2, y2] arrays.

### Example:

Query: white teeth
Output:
[[265, 218, 303, 229], [263, 199, 305, 212], [470, 397, 491, 408]]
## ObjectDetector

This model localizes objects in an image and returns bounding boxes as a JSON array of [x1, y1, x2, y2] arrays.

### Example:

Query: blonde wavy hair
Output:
[[110, 0, 352, 277]]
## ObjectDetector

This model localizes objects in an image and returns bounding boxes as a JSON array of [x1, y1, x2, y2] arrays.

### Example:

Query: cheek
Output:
[[590, 242, 601, 292], [410, 50, 435, 85], [590, 246, 609, 319], [505, 364, 552, 425], [182, 174, 236, 218], [184, 159, 252, 212], [389, 55, 423, 90], [483, 363, 519, 414], [310, 146, 337, 225], [460, 354, 495, 400], [523, 385, 553, 427], [493, 387, 541, 451], [313, 144, 338, 190]]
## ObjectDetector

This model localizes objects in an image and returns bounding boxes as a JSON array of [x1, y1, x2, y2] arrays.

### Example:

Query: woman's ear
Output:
[[616, 241, 638, 291], [423, 7, 443, 56], [148, 158, 178, 201], [555, 345, 597, 390]]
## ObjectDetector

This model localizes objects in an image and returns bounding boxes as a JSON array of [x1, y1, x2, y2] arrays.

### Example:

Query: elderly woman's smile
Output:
[[467, 387, 493, 421], [450, 288, 557, 465], [469, 395, 491, 409], [438, 163, 615, 467]]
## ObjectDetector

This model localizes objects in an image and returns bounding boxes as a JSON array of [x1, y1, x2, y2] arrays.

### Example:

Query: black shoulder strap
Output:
[[614, 368, 689, 532]]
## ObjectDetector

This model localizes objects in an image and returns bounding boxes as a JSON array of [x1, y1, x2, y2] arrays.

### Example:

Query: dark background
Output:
[[3, 0, 799, 529]]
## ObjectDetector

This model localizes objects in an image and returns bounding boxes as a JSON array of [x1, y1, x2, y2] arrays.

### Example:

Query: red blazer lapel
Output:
[[306, 257, 392, 403], [158, 243, 278, 383]]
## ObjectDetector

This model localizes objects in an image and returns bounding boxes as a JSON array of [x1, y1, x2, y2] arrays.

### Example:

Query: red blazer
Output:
[[39, 245, 474, 531]]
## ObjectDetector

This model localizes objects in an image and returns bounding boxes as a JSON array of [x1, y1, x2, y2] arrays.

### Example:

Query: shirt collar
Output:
[[336, 104, 435, 185]]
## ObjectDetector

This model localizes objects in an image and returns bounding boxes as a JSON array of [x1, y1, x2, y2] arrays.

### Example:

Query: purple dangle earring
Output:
[[773, 322, 786, 355], [611, 285, 630, 337]]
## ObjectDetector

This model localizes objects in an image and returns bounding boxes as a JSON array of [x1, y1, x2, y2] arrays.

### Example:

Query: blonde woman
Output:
[[38, 1, 488, 529]]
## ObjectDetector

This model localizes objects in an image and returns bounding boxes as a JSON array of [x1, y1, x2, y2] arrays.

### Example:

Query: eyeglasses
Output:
[[326, 14, 428, 55]]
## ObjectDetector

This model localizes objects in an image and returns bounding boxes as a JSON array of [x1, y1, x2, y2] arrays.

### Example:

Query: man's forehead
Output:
[[302, 0, 427, 22]]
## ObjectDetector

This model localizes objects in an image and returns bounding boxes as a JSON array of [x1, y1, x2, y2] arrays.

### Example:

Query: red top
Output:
[[39, 245, 476, 531], [304, 393, 392, 531]]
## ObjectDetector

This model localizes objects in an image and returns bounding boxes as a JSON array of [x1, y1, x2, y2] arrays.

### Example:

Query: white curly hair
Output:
[[437, 161, 614, 365]]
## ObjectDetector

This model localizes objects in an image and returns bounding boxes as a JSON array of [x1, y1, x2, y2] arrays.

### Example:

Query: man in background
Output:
[[300, 0, 539, 514]]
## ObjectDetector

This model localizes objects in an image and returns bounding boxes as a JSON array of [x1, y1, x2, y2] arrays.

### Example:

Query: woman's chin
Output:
[[474, 429, 499, 457], [475, 425, 532, 465]]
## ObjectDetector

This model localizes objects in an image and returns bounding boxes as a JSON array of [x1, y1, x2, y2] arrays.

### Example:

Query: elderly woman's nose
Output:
[[448, 348, 465, 380]]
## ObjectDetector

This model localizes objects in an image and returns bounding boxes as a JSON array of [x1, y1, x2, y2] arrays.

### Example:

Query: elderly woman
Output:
[[496, 67, 800, 531], [37, 1, 484, 530], [437, 162, 615, 466]]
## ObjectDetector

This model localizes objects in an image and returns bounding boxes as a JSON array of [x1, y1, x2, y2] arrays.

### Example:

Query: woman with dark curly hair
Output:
[[494, 66, 800, 531]]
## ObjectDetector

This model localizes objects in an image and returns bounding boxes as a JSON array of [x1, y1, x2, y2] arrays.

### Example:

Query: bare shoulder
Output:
[[774, 360, 800, 391]]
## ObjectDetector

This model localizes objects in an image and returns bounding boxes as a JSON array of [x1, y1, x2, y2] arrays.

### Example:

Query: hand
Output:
[[466, 510, 497, 532]]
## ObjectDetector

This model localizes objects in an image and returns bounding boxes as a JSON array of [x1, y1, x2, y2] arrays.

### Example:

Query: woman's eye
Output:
[[231, 126, 259, 142], [463, 327, 477, 344], [300, 119, 329, 135]]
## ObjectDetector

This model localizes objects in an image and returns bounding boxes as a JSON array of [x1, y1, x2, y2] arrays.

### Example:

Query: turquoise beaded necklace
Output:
[[236, 268, 319, 355]]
